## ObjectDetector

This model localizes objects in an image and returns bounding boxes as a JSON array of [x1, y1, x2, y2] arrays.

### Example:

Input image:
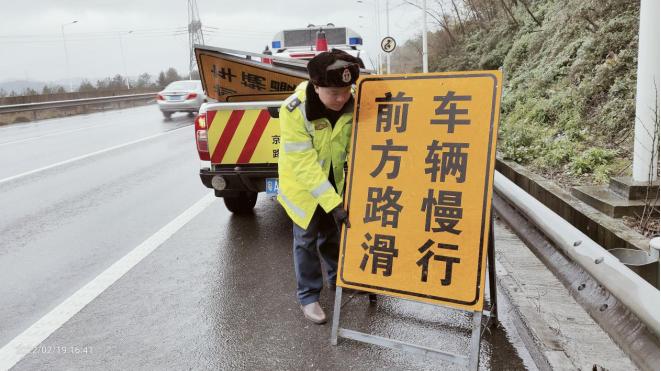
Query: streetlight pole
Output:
[[357, 0, 381, 73], [402, 0, 430, 72], [386, 0, 391, 74], [422, 0, 428, 72], [632, 0, 659, 181], [118, 31, 132, 90], [60, 20, 78, 92]]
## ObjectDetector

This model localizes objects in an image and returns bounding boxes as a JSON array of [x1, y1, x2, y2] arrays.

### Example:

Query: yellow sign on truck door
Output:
[[195, 45, 307, 102], [338, 71, 502, 311]]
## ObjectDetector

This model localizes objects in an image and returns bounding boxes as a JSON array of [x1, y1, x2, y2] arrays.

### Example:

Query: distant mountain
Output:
[[0, 80, 47, 94], [0, 78, 89, 94]]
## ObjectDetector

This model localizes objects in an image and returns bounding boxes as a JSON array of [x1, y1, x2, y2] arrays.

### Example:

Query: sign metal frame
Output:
[[330, 223, 498, 370]]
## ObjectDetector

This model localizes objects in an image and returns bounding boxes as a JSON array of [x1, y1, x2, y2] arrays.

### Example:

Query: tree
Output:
[[164, 68, 181, 84], [156, 68, 182, 88], [135, 72, 153, 88], [42, 85, 66, 95], [108, 74, 126, 90], [157, 71, 167, 88], [96, 78, 108, 90], [78, 80, 96, 92], [95, 74, 128, 91]]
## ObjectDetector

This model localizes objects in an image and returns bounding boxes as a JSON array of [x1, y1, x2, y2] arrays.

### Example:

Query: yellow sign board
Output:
[[195, 47, 307, 102], [338, 71, 502, 311]]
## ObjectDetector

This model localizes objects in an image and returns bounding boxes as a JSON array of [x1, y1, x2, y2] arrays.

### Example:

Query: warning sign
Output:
[[195, 46, 307, 102], [337, 71, 502, 311]]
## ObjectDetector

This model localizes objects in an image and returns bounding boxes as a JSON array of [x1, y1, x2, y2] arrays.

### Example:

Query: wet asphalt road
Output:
[[1, 105, 534, 370]]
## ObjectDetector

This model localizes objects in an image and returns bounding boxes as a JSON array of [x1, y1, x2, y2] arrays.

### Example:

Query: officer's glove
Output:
[[331, 206, 351, 228]]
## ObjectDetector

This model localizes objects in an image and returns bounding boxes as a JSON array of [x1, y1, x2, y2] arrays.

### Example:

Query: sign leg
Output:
[[487, 217, 498, 323], [330, 286, 343, 345], [468, 310, 483, 370]]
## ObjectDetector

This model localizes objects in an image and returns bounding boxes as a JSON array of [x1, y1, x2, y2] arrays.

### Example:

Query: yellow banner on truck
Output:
[[195, 45, 308, 103], [337, 71, 503, 311]]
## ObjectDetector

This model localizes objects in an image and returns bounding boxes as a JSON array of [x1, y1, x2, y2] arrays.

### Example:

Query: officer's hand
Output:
[[331, 206, 351, 228]]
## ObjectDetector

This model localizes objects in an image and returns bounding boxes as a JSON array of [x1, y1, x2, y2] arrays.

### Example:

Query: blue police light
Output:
[[272, 41, 282, 49], [349, 37, 362, 45]]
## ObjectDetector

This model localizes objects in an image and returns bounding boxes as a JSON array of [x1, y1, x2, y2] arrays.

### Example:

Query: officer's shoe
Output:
[[301, 302, 327, 324]]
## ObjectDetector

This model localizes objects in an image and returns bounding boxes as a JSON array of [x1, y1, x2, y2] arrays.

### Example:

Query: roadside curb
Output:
[[492, 219, 639, 371]]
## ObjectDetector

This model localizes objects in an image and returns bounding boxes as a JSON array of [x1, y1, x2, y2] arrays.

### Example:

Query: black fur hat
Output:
[[307, 49, 361, 87]]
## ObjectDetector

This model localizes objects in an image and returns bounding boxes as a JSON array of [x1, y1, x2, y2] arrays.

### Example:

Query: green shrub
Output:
[[569, 147, 617, 175]]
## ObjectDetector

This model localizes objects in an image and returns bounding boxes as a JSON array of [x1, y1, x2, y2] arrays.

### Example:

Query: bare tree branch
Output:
[[463, 0, 487, 28], [520, 0, 542, 27], [450, 0, 467, 34], [499, 0, 520, 27], [404, 0, 456, 44]]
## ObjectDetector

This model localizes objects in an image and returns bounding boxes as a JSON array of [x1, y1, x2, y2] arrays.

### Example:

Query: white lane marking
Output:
[[0, 192, 216, 370], [0, 122, 120, 147], [0, 125, 191, 185]]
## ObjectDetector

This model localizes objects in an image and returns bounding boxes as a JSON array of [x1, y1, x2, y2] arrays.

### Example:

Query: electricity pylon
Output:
[[187, 0, 205, 78]]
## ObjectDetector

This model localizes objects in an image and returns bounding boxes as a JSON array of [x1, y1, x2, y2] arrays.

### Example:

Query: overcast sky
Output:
[[0, 0, 432, 85]]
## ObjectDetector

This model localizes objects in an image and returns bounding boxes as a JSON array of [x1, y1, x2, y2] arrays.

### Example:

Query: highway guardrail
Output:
[[493, 171, 659, 370], [0, 93, 156, 114]]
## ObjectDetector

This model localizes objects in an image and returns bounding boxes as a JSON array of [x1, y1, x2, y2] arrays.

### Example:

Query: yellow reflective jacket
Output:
[[277, 82, 353, 229]]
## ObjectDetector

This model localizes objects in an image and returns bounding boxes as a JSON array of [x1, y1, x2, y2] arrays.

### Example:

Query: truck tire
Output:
[[223, 191, 257, 214]]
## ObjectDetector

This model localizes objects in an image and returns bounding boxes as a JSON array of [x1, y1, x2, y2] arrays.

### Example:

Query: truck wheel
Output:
[[223, 191, 257, 214]]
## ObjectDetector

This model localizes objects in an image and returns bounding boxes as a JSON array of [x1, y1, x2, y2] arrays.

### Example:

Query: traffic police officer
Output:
[[277, 49, 361, 324]]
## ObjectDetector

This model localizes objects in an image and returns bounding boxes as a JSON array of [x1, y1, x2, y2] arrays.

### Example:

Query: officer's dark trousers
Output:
[[292, 206, 339, 305]]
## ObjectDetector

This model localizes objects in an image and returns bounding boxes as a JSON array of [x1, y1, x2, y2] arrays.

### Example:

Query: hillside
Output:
[[391, 0, 643, 186]]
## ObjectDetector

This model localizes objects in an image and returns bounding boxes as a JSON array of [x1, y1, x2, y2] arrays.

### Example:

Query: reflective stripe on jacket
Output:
[[277, 82, 353, 229]]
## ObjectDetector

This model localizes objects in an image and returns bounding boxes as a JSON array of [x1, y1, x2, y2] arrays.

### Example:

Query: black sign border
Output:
[[339, 73, 499, 307]]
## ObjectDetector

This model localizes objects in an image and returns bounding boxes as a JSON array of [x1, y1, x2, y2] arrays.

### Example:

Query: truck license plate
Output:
[[265, 178, 279, 195]]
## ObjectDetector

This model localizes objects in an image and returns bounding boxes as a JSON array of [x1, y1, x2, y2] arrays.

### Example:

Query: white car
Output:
[[156, 80, 207, 119]]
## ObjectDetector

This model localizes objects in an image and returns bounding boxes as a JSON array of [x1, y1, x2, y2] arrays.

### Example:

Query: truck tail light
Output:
[[186, 92, 198, 100], [195, 113, 210, 161]]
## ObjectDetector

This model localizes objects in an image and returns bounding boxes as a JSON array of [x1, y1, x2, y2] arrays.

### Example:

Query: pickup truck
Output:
[[195, 100, 283, 213], [193, 28, 370, 214], [192, 44, 308, 213]]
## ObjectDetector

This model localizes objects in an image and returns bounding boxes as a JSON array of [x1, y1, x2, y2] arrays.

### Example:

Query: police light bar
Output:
[[349, 37, 362, 45]]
